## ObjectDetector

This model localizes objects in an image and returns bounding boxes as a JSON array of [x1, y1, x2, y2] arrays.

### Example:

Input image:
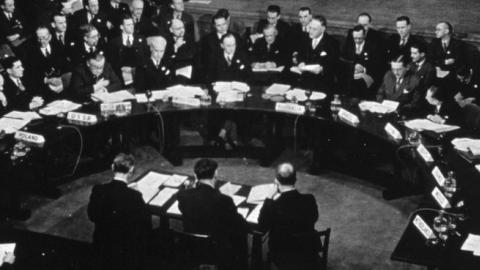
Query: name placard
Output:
[[172, 96, 201, 107], [431, 186, 451, 209], [431, 166, 446, 186], [384, 123, 402, 140], [417, 144, 434, 163], [275, 102, 306, 115], [338, 108, 360, 126], [14, 131, 45, 147], [413, 215, 436, 239], [100, 101, 132, 116], [67, 112, 98, 124]]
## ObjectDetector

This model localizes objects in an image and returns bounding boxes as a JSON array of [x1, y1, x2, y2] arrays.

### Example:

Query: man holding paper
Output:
[[258, 162, 319, 270], [165, 18, 196, 84], [177, 159, 248, 270], [251, 25, 288, 71], [87, 153, 151, 270]]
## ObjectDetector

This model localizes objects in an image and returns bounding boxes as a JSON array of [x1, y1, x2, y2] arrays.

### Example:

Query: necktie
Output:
[[312, 39, 318, 49], [400, 38, 405, 47], [395, 78, 401, 91], [226, 56, 232, 66], [44, 47, 50, 57], [89, 46, 94, 53], [267, 43, 271, 52], [126, 36, 132, 47], [356, 44, 361, 55], [58, 34, 64, 45], [442, 42, 448, 51], [17, 79, 25, 91], [6, 13, 11, 20]]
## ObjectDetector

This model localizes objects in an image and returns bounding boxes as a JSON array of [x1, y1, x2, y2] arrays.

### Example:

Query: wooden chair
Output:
[[266, 228, 331, 270], [170, 229, 219, 270]]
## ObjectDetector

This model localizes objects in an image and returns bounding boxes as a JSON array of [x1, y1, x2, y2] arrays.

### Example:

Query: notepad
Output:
[[451, 138, 480, 155], [265, 83, 291, 95], [163, 174, 188, 188], [246, 183, 276, 204], [0, 117, 30, 134], [167, 201, 182, 215], [149, 187, 178, 207], [39, 100, 81, 115], [246, 203, 264, 224], [219, 182, 242, 196]]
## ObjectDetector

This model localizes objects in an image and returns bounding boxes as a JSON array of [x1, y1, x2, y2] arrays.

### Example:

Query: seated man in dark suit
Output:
[[289, 15, 339, 92], [177, 158, 248, 270], [341, 25, 383, 99], [71, 0, 111, 41], [25, 25, 71, 102], [0, 0, 29, 58], [2, 56, 44, 112], [70, 24, 106, 65], [258, 162, 319, 270], [165, 18, 196, 84], [130, 0, 156, 37], [69, 51, 121, 102], [158, 0, 195, 43], [255, 5, 290, 42], [428, 21, 465, 76], [100, 0, 129, 37], [107, 15, 148, 86], [409, 42, 435, 90], [345, 12, 383, 53], [288, 7, 312, 55], [386, 16, 422, 63], [87, 153, 151, 270], [251, 25, 288, 70], [376, 56, 425, 116], [425, 85, 464, 126]]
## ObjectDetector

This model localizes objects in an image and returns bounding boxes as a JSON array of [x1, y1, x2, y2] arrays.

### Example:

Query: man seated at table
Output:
[[376, 56, 425, 116], [87, 153, 151, 270], [165, 18, 196, 84], [177, 158, 248, 270], [251, 25, 288, 71], [1, 56, 44, 112], [69, 50, 121, 103], [258, 162, 319, 270], [289, 15, 338, 92], [425, 85, 464, 126]]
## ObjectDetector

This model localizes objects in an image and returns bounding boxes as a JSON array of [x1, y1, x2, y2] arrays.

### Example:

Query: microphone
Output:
[[145, 90, 152, 111]]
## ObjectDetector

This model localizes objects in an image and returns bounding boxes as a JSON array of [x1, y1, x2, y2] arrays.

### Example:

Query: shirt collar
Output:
[[122, 33, 133, 44]]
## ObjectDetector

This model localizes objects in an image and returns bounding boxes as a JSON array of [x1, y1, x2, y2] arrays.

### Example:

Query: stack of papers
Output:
[[461, 234, 480, 256], [265, 83, 291, 95], [4, 111, 41, 121], [358, 100, 399, 114], [135, 90, 170, 103], [149, 187, 178, 207], [213, 81, 250, 93], [176, 66, 193, 79], [285, 88, 326, 102], [404, 119, 460, 133], [219, 182, 242, 196], [129, 172, 171, 202], [39, 100, 82, 115], [167, 85, 205, 98], [216, 90, 244, 103], [246, 203, 264, 224], [0, 117, 30, 134], [246, 183, 276, 204], [252, 66, 285, 72], [92, 90, 135, 103], [163, 174, 188, 188], [451, 138, 480, 155]]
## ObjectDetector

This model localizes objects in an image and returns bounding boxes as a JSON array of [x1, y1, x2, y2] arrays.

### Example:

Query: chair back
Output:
[[171, 229, 218, 269], [463, 103, 480, 132]]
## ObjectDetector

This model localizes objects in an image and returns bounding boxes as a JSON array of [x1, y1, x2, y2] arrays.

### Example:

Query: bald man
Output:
[[258, 162, 319, 270], [428, 21, 465, 75], [134, 35, 173, 92], [165, 18, 196, 83]]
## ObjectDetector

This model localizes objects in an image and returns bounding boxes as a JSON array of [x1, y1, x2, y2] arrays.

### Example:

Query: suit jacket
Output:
[[207, 49, 251, 83], [342, 38, 384, 82], [87, 180, 151, 270], [165, 34, 196, 70], [134, 58, 174, 93], [377, 70, 424, 113], [386, 34, 422, 63], [107, 34, 148, 76], [428, 37, 465, 73], [200, 31, 244, 69], [408, 60, 436, 89], [133, 15, 156, 37], [251, 37, 288, 67], [69, 62, 121, 102], [158, 10, 195, 43], [2, 76, 35, 112], [71, 9, 110, 40], [296, 33, 339, 91], [0, 10, 27, 44], [70, 40, 107, 65], [50, 29, 77, 53], [258, 190, 319, 258], [288, 23, 310, 54], [428, 100, 464, 126], [345, 27, 384, 51], [100, 1, 130, 28], [256, 19, 290, 41]]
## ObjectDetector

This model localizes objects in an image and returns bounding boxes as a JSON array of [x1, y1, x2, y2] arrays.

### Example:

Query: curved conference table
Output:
[[2, 84, 480, 269]]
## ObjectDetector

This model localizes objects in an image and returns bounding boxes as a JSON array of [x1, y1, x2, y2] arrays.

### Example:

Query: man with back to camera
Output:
[[177, 158, 248, 270], [258, 162, 319, 270], [88, 153, 151, 270]]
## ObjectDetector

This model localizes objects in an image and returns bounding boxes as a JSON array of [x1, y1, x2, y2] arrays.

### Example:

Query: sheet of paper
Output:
[[0, 243, 16, 266], [246, 183, 276, 204], [290, 66, 302, 74], [476, 164, 480, 173], [230, 195, 246, 206], [122, 69, 133, 85], [219, 182, 242, 196], [188, 0, 211, 4], [252, 66, 284, 72], [216, 90, 244, 103], [131, 172, 171, 202], [436, 67, 450, 78], [149, 187, 178, 207], [381, 100, 399, 111], [92, 90, 135, 103], [176, 65, 192, 79], [237, 207, 249, 219], [451, 138, 480, 155], [167, 201, 182, 215], [265, 83, 291, 95], [4, 111, 41, 121], [0, 117, 30, 134], [40, 100, 81, 115], [246, 203, 264, 224], [405, 119, 460, 133], [163, 174, 188, 188], [167, 85, 205, 98], [231, 81, 250, 92], [135, 94, 148, 103], [461, 234, 480, 252]]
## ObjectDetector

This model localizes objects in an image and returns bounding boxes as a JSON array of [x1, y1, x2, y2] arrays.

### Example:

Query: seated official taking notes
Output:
[[376, 56, 424, 116], [251, 24, 288, 69], [177, 159, 248, 270], [258, 162, 319, 270], [425, 85, 464, 126], [69, 51, 121, 102], [88, 153, 151, 270]]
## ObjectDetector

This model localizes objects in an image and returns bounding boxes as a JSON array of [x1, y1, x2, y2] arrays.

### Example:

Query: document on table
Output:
[[176, 66, 193, 79], [4, 111, 41, 121], [246, 183, 276, 204], [130, 172, 171, 202], [121, 69, 133, 85], [230, 195, 246, 206], [167, 201, 182, 215], [461, 234, 480, 256], [163, 174, 188, 188], [0, 243, 16, 266], [92, 90, 135, 103], [237, 207, 250, 219], [451, 138, 480, 155], [167, 85, 205, 98], [219, 182, 242, 196], [246, 203, 264, 224], [404, 119, 460, 133], [358, 100, 399, 114], [265, 83, 291, 95], [149, 187, 178, 207], [0, 117, 30, 134], [39, 100, 82, 115], [252, 66, 284, 73]]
